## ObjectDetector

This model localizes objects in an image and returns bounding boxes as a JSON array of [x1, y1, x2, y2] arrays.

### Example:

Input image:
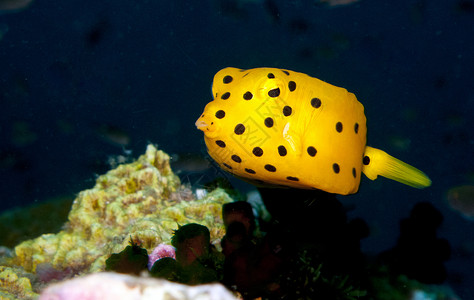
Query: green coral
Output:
[[2, 144, 231, 290]]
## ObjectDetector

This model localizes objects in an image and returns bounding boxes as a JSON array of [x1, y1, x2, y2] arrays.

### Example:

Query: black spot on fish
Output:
[[264, 117, 274, 128], [278, 145, 287, 156], [268, 88, 280, 97], [307, 146, 317, 157], [231, 155, 242, 163], [363, 156, 370, 165], [283, 106, 292, 116], [243, 91, 253, 100], [288, 81, 296, 91], [311, 98, 322, 108], [223, 75, 233, 84], [245, 168, 256, 174], [215, 110, 225, 119], [264, 164, 277, 172], [253, 147, 263, 157], [234, 124, 245, 135]]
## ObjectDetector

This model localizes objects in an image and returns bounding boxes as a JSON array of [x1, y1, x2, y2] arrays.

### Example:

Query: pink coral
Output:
[[147, 244, 176, 270], [39, 272, 238, 300]]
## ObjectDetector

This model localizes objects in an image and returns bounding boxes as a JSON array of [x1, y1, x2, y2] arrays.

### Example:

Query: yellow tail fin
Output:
[[362, 146, 431, 188]]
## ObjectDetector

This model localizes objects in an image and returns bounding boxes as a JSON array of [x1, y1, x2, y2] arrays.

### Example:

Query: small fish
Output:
[[447, 185, 474, 220], [94, 124, 131, 147], [170, 153, 211, 174], [0, 0, 33, 12], [196, 67, 431, 195]]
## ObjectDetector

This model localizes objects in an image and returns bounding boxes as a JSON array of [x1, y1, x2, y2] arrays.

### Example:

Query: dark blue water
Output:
[[1, 0, 473, 298]]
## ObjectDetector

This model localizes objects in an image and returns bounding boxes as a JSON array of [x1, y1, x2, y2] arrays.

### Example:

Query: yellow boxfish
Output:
[[195, 67, 431, 195]]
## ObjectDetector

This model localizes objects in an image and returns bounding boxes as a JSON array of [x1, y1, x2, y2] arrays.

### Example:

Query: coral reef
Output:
[[147, 243, 176, 270], [149, 223, 225, 285], [105, 238, 149, 275], [0, 266, 37, 300], [0, 145, 460, 299], [38, 272, 238, 300], [106, 222, 226, 285], [0, 144, 232, 298]]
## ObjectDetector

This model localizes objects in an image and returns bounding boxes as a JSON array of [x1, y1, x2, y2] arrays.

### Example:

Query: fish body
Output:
[[196, 67, 431, 195]]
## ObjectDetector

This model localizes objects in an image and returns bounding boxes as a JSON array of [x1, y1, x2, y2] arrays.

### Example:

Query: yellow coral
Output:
[[0, 266, 38, 299], [6, 145, 232, 276]]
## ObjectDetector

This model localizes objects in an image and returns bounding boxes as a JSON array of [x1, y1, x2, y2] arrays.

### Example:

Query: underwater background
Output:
[[0, 0, 473, 298]]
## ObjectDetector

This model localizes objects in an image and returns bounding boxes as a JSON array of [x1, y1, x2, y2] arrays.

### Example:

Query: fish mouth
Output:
[[195, 119, 208, 130]]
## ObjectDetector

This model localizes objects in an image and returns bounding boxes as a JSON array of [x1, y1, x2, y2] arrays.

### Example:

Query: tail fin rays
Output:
[[362, 146, 431, 189]]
